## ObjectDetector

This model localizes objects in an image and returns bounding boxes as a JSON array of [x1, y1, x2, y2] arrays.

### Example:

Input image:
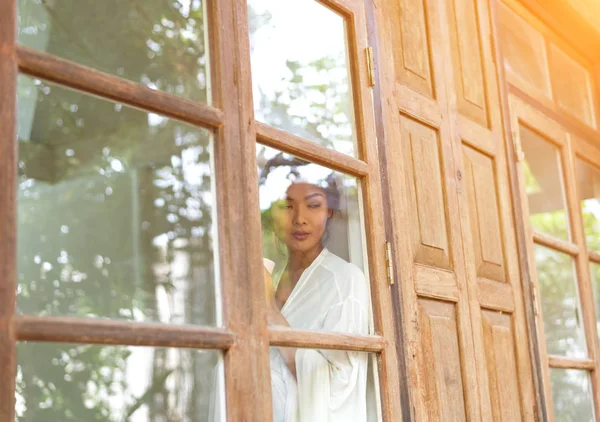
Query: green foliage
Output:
[[16, 1, 219, 420]]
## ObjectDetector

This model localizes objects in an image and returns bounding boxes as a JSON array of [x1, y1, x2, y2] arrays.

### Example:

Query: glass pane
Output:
[[550, 368, 595, 422], [270, 348, 381, 421], [589, 263, 600, 335], [534, 245, 586, 358], [248, 0, 357, 157], [257, 145, 372, 335], [576, 158, 600, 253], [17, 75, 219, 326], [520, 124, 570, 240], [18, 0, 211, 104], [16, 342, 223, 422]]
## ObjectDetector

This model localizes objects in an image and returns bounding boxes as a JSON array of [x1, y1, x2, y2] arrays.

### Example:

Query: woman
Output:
[[265, 179, 370, 422]]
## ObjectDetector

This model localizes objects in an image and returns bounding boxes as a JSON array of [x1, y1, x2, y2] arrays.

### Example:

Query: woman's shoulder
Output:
[[320, 250, 367, 285], [318, 250, 369, 309]]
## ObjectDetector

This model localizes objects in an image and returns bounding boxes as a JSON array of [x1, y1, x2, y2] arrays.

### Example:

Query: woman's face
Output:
[[273, 183, 332, 254]]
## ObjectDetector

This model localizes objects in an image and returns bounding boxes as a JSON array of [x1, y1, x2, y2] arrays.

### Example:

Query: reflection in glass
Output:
[[248, 0, 357, 156], [576, 158, 600, 253], [15, 343, 223, 422], [520, 125, 570, 240], [258, 145, 373, 420], [17, 76, 218, 326], [270, 348, 380, 422], [534, 245, 586, 358], [18, 0, 211, 103], [550, 368, 595, 422]]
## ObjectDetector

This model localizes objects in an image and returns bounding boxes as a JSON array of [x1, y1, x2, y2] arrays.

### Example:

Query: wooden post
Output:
[[210, 1, 273, 420], [0, 0, 17, 420]]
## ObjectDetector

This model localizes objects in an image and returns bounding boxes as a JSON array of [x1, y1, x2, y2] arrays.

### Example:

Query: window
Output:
[[512, 97, 598, 421], [0, 1, 401, 421]]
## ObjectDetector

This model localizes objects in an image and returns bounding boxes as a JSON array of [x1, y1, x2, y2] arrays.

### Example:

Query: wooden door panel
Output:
[[462, 145, 506, 283], [418, 298, 468, 422], [400, 114, 452, 269], [380, 0, 485, 420], [387, 0, 435, 98], [414, 264, 459, 302], [446, 0, 488, 127], [482, 310, 524, 422], [444, 0, 537, 419]]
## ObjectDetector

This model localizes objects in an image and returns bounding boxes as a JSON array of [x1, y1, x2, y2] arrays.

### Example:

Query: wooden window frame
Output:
[[490, 0, 600, 417], [0, 0, 406, 421], [508, 95, 600, 419], [490, 0, 600, 419]]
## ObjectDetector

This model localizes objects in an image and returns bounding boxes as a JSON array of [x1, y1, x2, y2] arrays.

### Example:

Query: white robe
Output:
[[271, 248, 370, 422]]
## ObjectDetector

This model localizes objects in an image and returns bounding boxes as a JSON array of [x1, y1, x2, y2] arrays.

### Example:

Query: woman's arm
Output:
[[267, 305, 297, 379], [264, 265, 297, 378]]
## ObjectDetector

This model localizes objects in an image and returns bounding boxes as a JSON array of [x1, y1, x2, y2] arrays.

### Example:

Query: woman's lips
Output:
[[292, 231, 310, 241]]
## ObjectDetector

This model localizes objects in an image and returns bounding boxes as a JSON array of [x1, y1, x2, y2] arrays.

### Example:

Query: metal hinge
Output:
[[512, 131, 525, 161], [366, 46, 375, 87], [385, 241, 395, 285]]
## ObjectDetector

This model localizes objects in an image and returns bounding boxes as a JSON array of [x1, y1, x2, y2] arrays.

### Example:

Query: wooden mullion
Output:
[[589, 251, 600, 264], [17, 46, 224, 130], [548, 355, 595, 370], [532, 230, 580, 256], [0, 0, 17, 419], [562, 134, 600, 418], [508, 102, 555, 421], [256, 122, 369, 177], [211, 1, 272, 421], [14, 315, 235, 350], [365, 0, 412, 419], [346, 1, 403, 421], [268, 326, 385, 352]]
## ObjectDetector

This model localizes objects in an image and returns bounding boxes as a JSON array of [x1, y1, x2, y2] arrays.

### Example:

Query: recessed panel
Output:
[[447, 0, 488, 126], [388, 0, 435, 98], [549, 44, 595, 128], [463, 146, 506, 282], [482, 311, 523, 422], [418, 299, 468, 421], [497, 3, 550, 97], [400, 115, 451, 269]]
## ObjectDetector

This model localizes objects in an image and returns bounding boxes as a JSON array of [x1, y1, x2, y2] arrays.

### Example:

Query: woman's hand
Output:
[[266, 303, 290, 327], [264, 265, 284, 326], [263, 265, 276, 306], [263, 265, 296, 378]]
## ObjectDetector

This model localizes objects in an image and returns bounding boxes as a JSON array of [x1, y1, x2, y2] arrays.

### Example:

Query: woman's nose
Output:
[[292, 207, 307, 225]]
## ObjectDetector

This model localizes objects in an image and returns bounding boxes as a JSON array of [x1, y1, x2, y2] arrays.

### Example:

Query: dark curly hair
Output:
[[260, 152, 342, 214]]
